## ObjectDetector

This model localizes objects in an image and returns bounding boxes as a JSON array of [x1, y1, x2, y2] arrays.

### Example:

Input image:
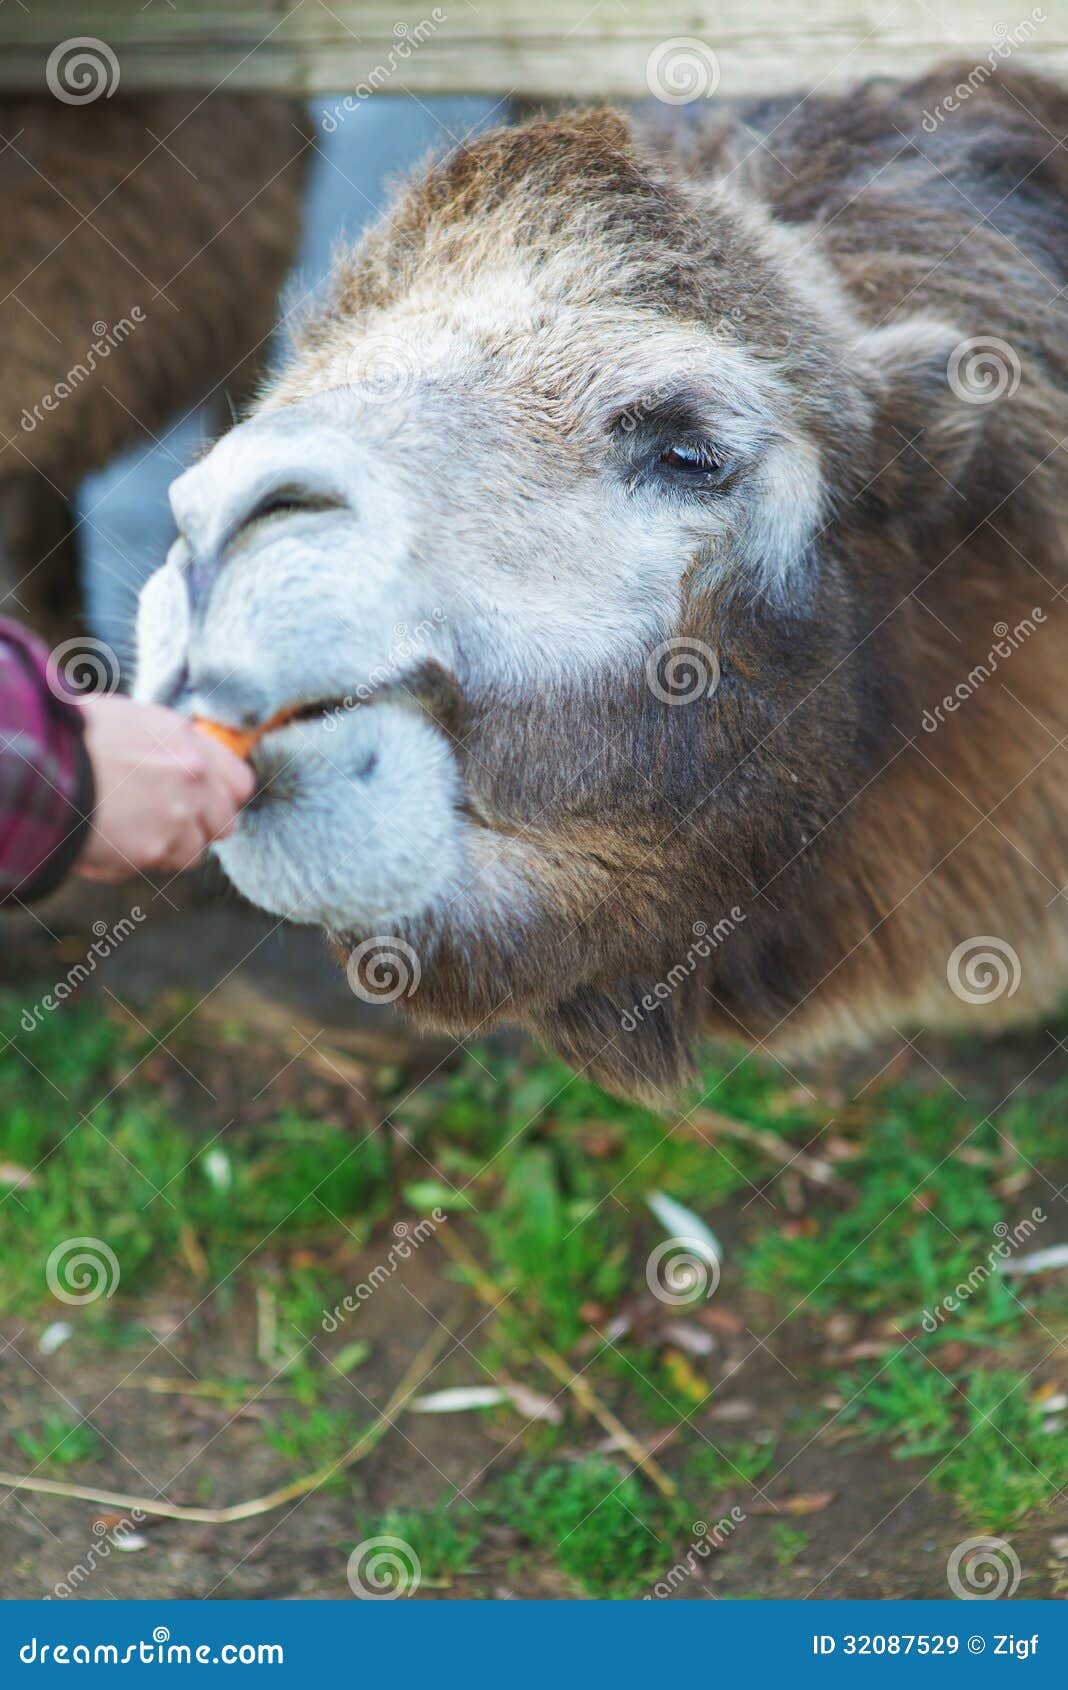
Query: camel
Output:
[[135, 63, 1068, 1102], [1, 94, 308, 635]]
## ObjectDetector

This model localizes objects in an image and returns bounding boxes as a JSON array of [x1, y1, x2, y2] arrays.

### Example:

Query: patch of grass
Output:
[[494, 1456, 687, 1598], [0, 1002, 389, 1313], [743, 1093, 1014, 1325], [351, 1500, 482, 1588], [13, 1412, 99, 1470], [3, 984, 1066, 1591], [841, 1351, 1068, 1525], [261, 1402, 364, 1479], [770, 1522, 809, 1568]]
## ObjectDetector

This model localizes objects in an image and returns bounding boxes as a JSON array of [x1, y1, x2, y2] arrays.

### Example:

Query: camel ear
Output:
[[857, 316, 985, 498], [530, 981, 697, 1105]]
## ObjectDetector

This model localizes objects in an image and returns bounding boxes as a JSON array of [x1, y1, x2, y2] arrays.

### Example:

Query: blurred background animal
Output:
[[0, 94, 308, 640]]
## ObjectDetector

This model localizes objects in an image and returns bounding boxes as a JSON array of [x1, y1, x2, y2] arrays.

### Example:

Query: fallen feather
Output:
[[501, 1381, 563, 1425], [38, 1320, 73, 1356], [661, 1320, 716, 1357], [0, 1161, 35, 1189], [999, 1243, 1068, 1276], [646, 1192, 721, 1262], [201, 1148, 232, 1192], [410, 1386, 508, 1413]]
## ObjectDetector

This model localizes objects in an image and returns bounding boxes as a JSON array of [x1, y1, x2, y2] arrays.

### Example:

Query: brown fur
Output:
[[284, 66, 1068, 1099], [0, 94, 308, 631]]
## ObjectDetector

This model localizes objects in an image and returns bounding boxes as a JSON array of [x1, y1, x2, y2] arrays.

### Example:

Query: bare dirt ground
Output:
[[2, 876, 1066, 1601]]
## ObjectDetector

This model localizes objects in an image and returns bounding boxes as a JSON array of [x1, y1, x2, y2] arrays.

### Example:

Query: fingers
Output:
[[194, 731, 257, 808]]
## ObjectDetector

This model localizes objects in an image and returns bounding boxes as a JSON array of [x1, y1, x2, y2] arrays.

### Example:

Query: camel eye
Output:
[[657, 439, 721, 478]]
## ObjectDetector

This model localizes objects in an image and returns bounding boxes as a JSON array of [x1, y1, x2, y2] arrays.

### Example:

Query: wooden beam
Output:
[[1, 1, 1065, 99]]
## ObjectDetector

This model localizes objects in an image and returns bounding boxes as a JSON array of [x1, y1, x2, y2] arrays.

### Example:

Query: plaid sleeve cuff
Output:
[[0, 621, 96, 904]]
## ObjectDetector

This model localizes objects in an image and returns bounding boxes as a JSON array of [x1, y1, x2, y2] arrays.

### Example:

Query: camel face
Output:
[[136, 83, 1068, 1097]]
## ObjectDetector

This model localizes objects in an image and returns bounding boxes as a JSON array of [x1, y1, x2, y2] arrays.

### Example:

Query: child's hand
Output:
[[76, 695, 255, 881]]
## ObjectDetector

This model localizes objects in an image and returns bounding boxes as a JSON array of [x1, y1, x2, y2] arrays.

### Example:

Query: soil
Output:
[[2, 874, 1066, 1601]]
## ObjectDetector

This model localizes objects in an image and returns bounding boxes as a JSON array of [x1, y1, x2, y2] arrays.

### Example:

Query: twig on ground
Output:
[[0, 1311, 455, 1525], [687, 1107, 852, 1195], [437, 1227, 677, 1498]]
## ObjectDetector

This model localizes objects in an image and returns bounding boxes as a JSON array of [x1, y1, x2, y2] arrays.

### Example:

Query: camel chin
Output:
[[211, 698, 463, 934]]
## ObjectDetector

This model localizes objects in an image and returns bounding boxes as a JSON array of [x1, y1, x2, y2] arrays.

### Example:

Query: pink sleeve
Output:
[[0, 620, 93, 904]]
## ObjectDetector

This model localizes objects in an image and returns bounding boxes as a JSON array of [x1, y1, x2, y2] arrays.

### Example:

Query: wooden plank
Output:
[[1, 0, 1065, 98]]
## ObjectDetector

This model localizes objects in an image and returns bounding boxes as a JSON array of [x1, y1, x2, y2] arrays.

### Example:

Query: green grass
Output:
[[841, 1351, 1068, 1526], [494, 1456, 687, 1597], [1, 986, 1066, 1592], [350, 1501, 482, 1589], [13, 1412, 99, 1471]]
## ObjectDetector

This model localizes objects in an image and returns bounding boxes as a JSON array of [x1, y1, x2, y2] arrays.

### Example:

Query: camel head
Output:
[[135, 101, 1056, 1100]]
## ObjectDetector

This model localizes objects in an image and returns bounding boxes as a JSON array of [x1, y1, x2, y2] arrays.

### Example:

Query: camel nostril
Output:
[[243, 488, 345, 528]]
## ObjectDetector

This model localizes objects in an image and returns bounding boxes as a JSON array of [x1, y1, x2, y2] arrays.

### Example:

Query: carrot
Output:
[[192, 708, 295, 762]]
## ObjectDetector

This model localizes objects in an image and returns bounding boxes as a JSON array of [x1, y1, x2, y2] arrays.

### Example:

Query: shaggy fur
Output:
[[135, 63, 1068, 1102], [0, 94, 308, 632]]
